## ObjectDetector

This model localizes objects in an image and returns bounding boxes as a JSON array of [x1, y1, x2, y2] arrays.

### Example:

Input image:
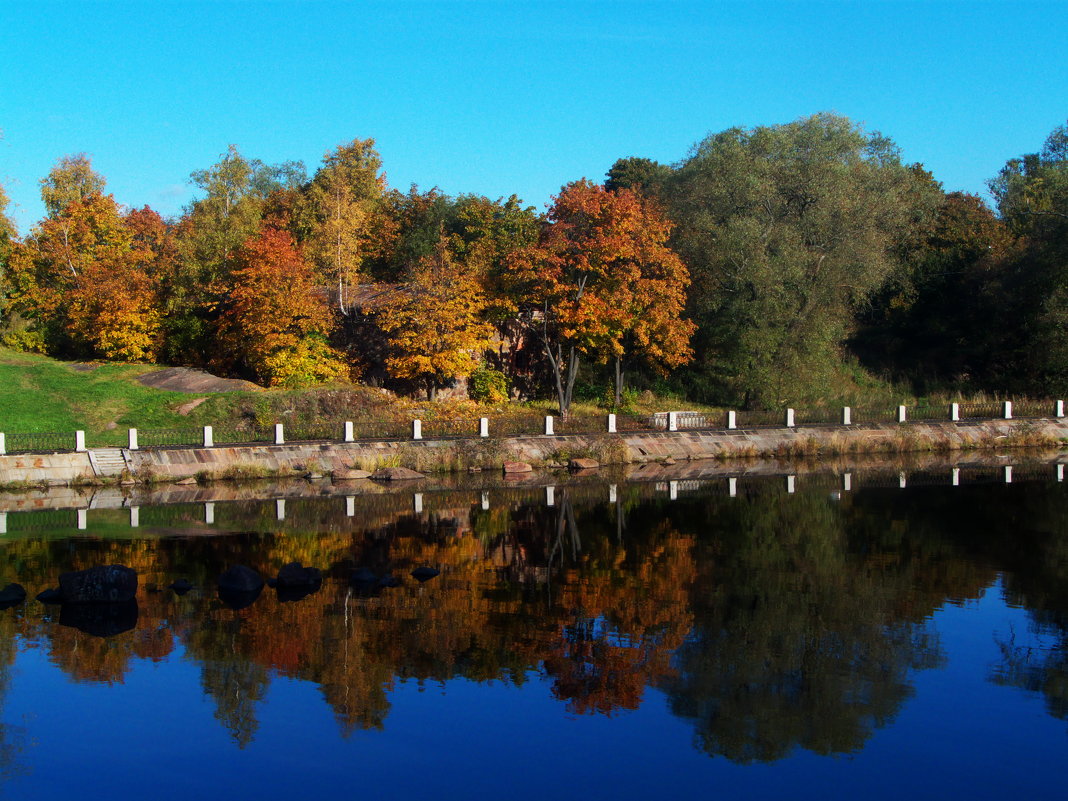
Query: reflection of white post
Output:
[[952, 467, 960, 486], [786, 475, 795, 494], [1003, 401, 1013, 420], [899, 471, 907, 489], [481, 491, 490, 511], [274, 424, 284, 445], [75, 430, 86, 452], [607, 414, 616, 434], [345, 496, 355, 517], [1057, 400, 1065, 418], [414, 493, 423, 514], [480, 418, 489, 438], [546, 486, 555, 507], [276, 499, 285, 520], [668, 412, 678, 432], [1058, 464, 1065, 483], [897, 406, 907, 423], [669, 480, 678, 500], [0, 512, 7, 535], [951, 403, 960, 422], [205, 502, 215, 524], [785, 409, 795, 428], [203, 426, 214, 447], [77, 508, 87, 530], [608, 484, 617, 503], [128, 429, 139, 450], [1004, 465, 1013, 484], [412, 419, 422, 440], [842, 407, 852, 425], [843, 473, 852, 492], [344, 421, 354, 442], [544, 416, 554, 436], [728, 477, 737, 497], [129, 506, 139, 527], [727, 411, 737, 430]]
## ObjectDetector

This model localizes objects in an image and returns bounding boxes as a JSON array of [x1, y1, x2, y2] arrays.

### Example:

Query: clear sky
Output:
[[1, 0, 1065, 233]]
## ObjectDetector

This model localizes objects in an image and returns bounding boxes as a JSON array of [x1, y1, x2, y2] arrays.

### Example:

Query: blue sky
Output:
[[1, 0, 1065, 233]]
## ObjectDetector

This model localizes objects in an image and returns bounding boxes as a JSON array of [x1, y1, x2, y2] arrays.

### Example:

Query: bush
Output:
[[469, 366, 509, 403]]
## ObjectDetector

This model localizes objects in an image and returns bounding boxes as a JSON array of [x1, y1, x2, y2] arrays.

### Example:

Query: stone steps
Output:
[[88, 448, 128, 477]]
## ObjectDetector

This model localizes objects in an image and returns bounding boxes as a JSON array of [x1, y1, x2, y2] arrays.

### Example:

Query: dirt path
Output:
[[137, 367, 263, 393]]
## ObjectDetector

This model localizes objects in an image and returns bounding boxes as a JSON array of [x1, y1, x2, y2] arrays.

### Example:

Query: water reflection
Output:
[[0, 469, 1066, 769]]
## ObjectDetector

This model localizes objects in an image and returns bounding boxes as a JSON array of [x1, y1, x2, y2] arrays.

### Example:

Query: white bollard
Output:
[[345, 496, 355, 517], [669, 480, 678, 501], [344, 421, 354, 442], [203, 425, 214, 447], [843, 472, 852, 492], [276, 499, 286, 520], [608, 484, 617, 503], [274, 423, 284, 445], [480, 417, 489, 438], [544, 416, 554, 436], [130, 506, 140, 528], [128, 429, 139, 450], [1004, 465, 1013, 484], [546, 486, 555, 506], [668, 412, 678, 432], [0, 512, 6, 535], [785, 408, 795, 428], [727, 410, 737, 430], [75, 430, 86, 452], [897, 406, 907, 423], [77, 508, 87, 530], [728, 477, 737, 497], [951, 403, 960, 422], [1003, 401, 1013, 420], [414, 493, 423, 514], [952, 467, 960, 486], [842, 407, 852, 425], [1056, 400, 1065, 418], [0, 432, 5, 456], [205, 502, 215, 524], [481, 491, 490, 511], [412, 419, 422, 440], [786, 475, 795, 494], [607, 413, 617, 434]]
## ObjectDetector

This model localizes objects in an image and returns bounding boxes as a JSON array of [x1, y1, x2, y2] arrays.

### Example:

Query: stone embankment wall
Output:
[[2, 418, 1067, 487]]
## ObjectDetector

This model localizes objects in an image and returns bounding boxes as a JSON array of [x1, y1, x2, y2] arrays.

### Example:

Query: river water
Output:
[[0, 461, 1064, 799]]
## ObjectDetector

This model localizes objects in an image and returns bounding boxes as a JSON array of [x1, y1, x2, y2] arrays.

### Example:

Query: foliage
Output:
[[469, 365, 510, 403], [39, 153, 106, 218], [66, 257, 161, 361]]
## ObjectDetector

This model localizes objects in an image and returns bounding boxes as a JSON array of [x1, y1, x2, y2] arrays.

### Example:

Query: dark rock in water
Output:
[[169, 579, 193, 596], [276, 583, 322, 603], [411, 567, 440, 583], [59, 600, 138, 637], [378, 574, 401, 589], [350, 567, 379, 586], [218, 586, 262, 610], [36, 587, 63, 604], [568, 457, 600, 470], [503, 461, 533, 474], [0, 583, 27, 606], [276, 562, 322, 588], [334, 468, 372, 481], [59, 564, 138, 604], [265, 578, 278, 588], [371, 467, 425, 481], [218, 565, 264, 594]]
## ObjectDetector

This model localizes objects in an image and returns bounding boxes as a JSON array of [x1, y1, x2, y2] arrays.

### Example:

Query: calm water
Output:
[[0, 466, 1066, 799]]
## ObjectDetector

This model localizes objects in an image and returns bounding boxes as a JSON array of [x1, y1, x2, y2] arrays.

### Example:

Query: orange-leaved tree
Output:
[[218, 227, 349, 387], [508, 180, 694, 417], [66, 255, 162, 362], [376, 233, 495, 400]]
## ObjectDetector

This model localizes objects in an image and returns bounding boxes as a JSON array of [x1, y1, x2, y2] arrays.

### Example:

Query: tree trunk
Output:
[[614, 356, 624, 409]]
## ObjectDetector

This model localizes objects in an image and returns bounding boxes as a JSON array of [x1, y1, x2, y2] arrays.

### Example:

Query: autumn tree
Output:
[[0, 183, 17, 330], [218, 227, 348, 387], [509, 180, 694, 417], [39, 153, 106, 218], [376, 233, 495, 400]]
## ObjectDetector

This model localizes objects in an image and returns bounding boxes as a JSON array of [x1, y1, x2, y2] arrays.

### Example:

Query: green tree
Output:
[[39, 153, 106, 218]]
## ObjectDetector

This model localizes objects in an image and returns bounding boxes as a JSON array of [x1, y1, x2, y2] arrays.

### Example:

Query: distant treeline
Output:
[[0, 112, 1065, 412]]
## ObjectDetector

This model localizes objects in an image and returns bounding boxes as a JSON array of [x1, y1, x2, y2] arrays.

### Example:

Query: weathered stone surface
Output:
[[568, 458, 600, 470], [411, 567, 440, 583], [333, 468, 371, 480], [503, 461, 533, 474], [0, 583, 26, 605], [175, 476, 198, 485], [59, 564, 138, 604], [275, 562, 322, 588], [371, 467, 425, 481], [661, 457, 677, 466], [305, 472, 325, 480], [59, 600, 138, 637], [36, 587, 63, 604], [217, 564, 264, 594]]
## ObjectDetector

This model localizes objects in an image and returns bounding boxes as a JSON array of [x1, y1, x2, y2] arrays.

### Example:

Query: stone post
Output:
[[205, 502, 215, 524], [1003, 401, 1013, 420], [728, 477, 737, 497], [75, 430, 86, 452], [607, 414, 617, 434], [842, 407, 852, 425], [1056, 400, 1065, 418], [344, 421, 354, 443], [0, 512, 7, 536], [727, 410, 737, 430], [412, 419, 422, 440], [951, 403, 960, 422], [786, 475, 795, 494], [668, 411, 679, 432], [77, 509, 87, 530], [480, 418, 490, 438], [274, 423, 284, 445], [130, 506, 139, 528], [843, 472, 852, 492], [544, 416, 554, 436], [785, 408, 795, 427], [0, 433, 5, 456], [545, 486, 555, 506], [128, 428, 139, 451], [276, 499, 286, 521], [897, 406, 907, 423], [669, 480, 678, 501], [203, 426, 214, 448], [414, 493, 423, 514], [345, 497, 355, 517]]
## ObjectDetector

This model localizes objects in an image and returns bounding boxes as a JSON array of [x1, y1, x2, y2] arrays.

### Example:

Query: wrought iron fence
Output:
[[5, 431, 78, 453], [137, 428, 204, 448]]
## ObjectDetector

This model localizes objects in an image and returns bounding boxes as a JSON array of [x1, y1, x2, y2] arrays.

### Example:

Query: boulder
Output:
[[371, 467, 425, 481], [305, 472, 326, 480], [411, 567, 440, 583], [217, 565, 264, 594], [377, 574, 401, 589], [275, 562, 322, 588], [503, 461, 533, 474], [59, 600, 138, 637], [334, 468, 372, 481], [568, 458, 600, 470], [169, 579, 194, 596], [662, 457, 677, 466], [350, 567, 379, 586], [0, 583, 26, 608], [59, 565, 138, 604], [175, 476, 198, 485], [276, 584, 321, 603], [36, 587, 63, 604], [218, 586, 262, 610]]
